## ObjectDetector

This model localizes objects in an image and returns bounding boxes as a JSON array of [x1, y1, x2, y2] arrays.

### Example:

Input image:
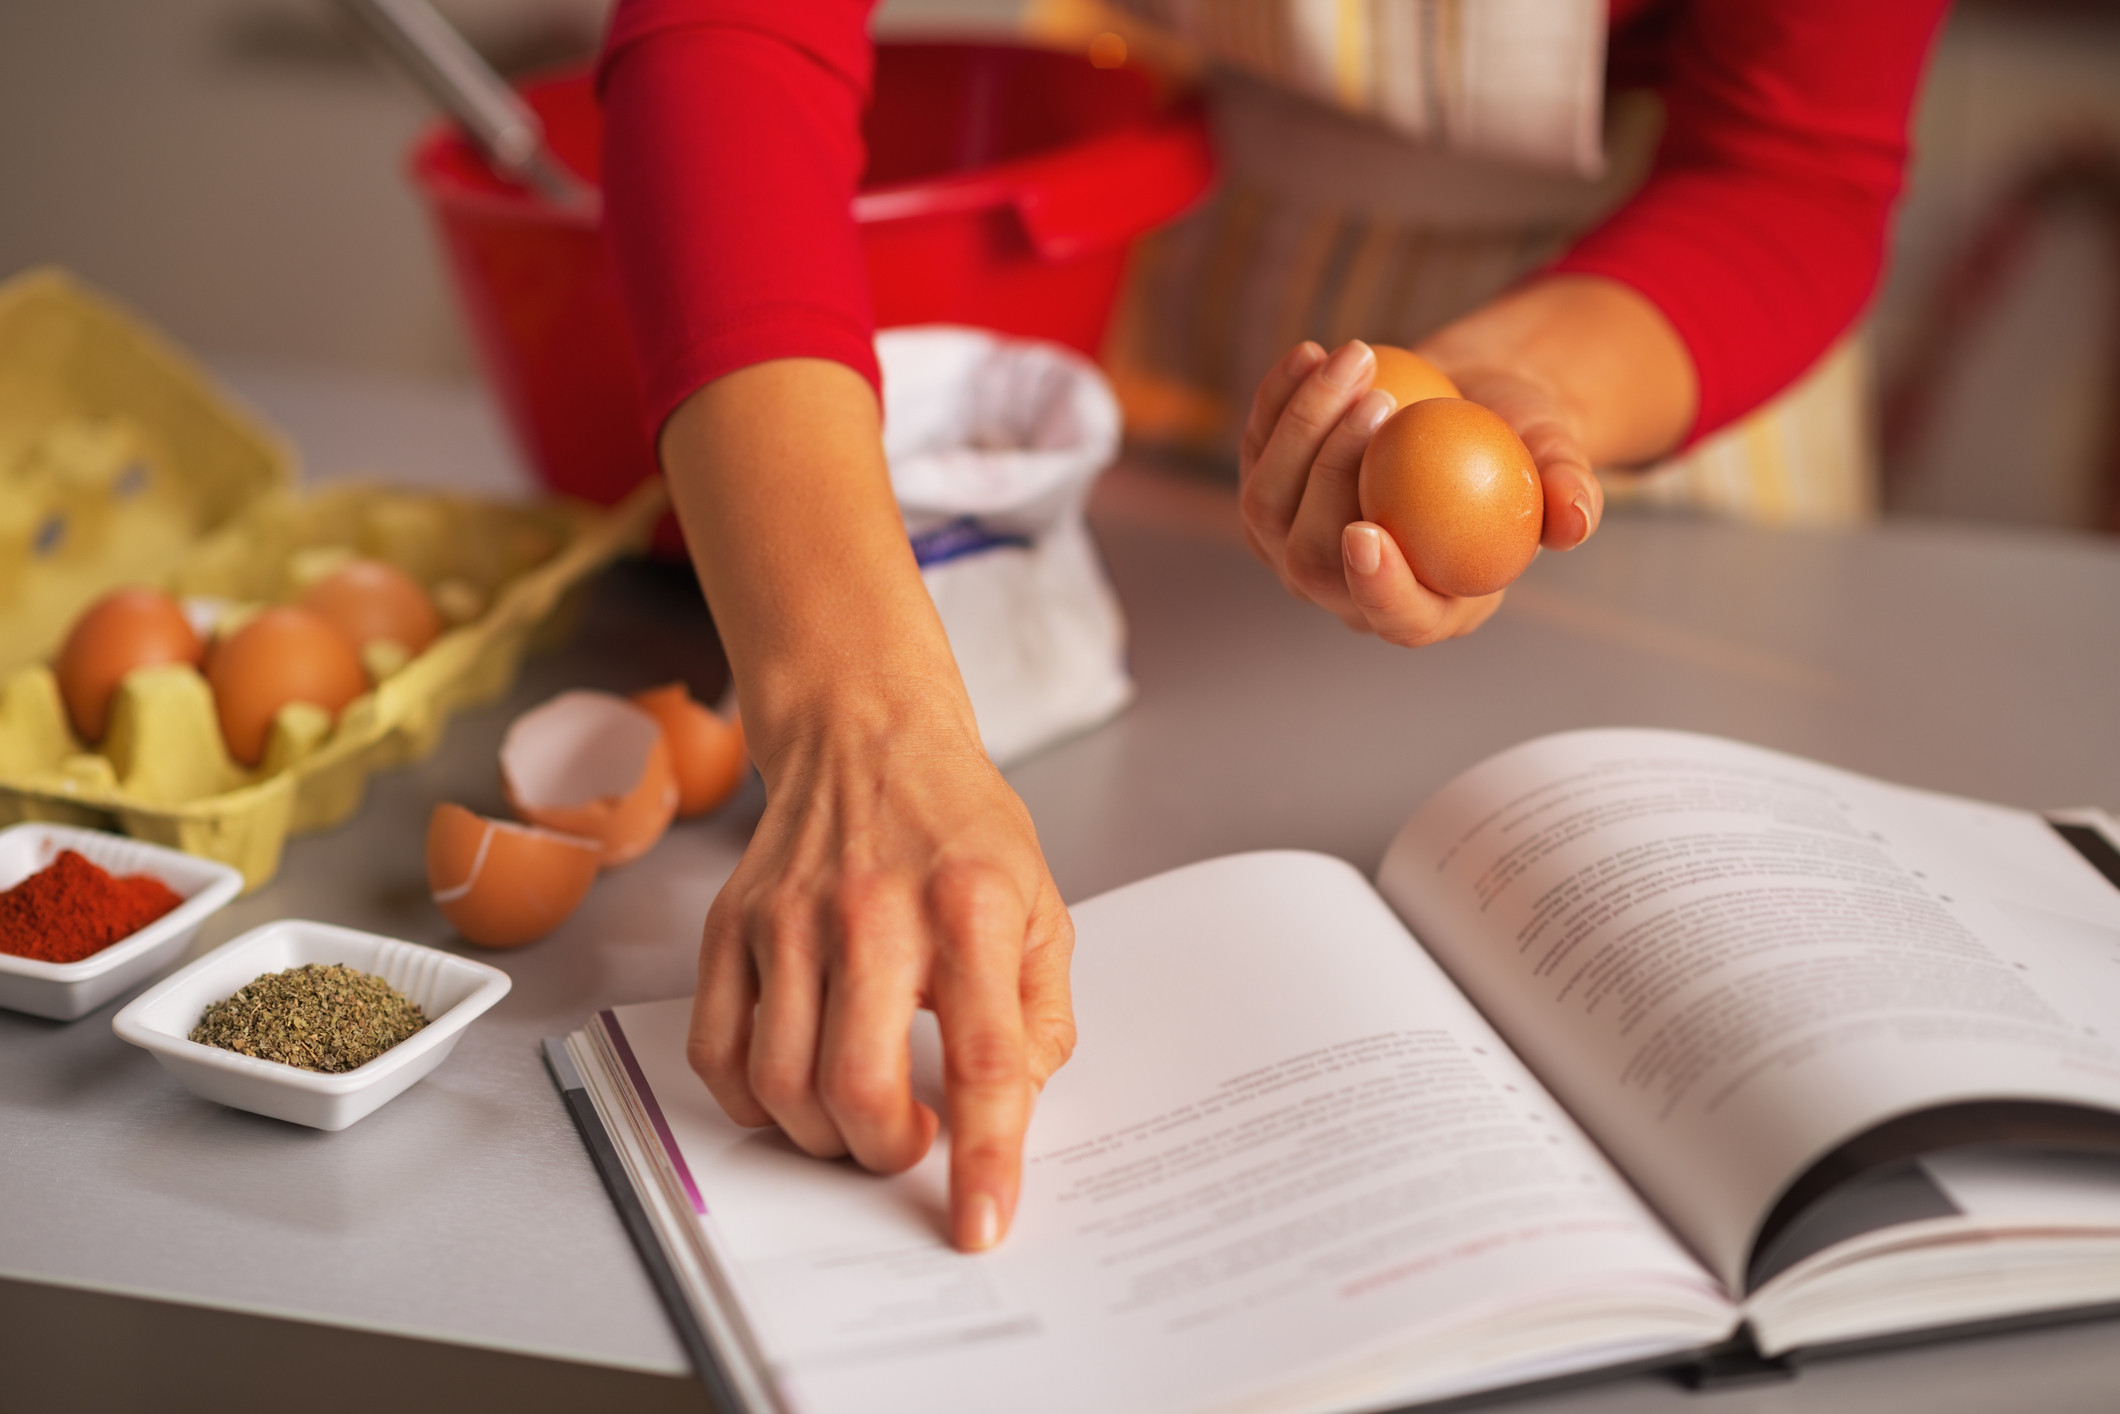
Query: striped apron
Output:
[[1032, 0, 1876, 526]]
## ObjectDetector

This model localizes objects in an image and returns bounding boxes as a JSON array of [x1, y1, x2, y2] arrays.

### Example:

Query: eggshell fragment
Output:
[[631, 683, 747, 817], [55, 587, 204, 742], [1368, 345, 1460, 409], [1358, 397, 1543, 599], [206, 606, 368, 766], [427, 803, 601, 948], [501, 691, 678, 866], [300, 558, 441, 657]]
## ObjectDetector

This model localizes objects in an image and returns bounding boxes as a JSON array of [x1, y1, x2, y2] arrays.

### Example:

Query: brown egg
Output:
[[1368, 345, 1460, 409], [300, 558, 441, 657], [631, 683, 747, 817], [207, 606, 368, 766], [55, 587, 205, 742], [427, 802, 601, 948], [501, 691, 679, 866], [1358, 397, 1543, 599]]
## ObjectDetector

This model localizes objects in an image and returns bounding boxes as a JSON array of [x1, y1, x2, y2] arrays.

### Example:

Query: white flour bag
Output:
[[878, 327, 1133, 766]]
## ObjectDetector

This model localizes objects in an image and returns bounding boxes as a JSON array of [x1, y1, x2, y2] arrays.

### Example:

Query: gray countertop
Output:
[[4, 367, 2118, 1412]]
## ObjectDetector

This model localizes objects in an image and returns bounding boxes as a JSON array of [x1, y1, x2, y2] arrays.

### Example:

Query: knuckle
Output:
[[702, 883, 744, 936], [1383, 621, 1445, 648], [689, 1046, 770, 1127], [1241, 523, 1276, 570], [950, 1138, 1019, 1178], [749, 1053, 815, 1112], [946, 1029, 1027, 1091], [1236, 478, 1283, 535], [931, 861, 1019, 933], [700, 912, 743, 962], [1317, 422, 1371, 473], [1277, 392, 1339, 440], [699, 918, 748, 978], [828, 870, 896, 943], [686, 1030, 742, 1085], [1042, 1016, 1079, 1071], [1285, 541, 1346, 600], [745, 884, 811, 944], [819, 1056, 900, 1122], [784, 1123, 849, 1160]]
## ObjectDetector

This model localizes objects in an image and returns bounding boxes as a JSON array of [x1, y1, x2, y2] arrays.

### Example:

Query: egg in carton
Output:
[[0, 268, 666, 890]]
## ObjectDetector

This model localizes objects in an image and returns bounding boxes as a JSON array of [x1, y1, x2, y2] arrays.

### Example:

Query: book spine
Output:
[[541, 1036, 750, 1414]]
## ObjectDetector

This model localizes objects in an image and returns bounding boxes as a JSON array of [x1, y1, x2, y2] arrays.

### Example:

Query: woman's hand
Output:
[[660, 358, 1074, 1252], [1236, 275, 1696, 644], [694, 689, 1074, 1253], [1239, 339, 1515, 646]]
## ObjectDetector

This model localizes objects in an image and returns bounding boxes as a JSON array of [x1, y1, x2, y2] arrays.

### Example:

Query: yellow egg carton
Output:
[[0, 267, 668, 890]]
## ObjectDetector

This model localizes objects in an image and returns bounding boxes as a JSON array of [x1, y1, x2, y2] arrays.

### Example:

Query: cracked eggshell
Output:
[[631, 682, 746, 817], [500, 690, 678, 866], [427, 803, 601, 948]]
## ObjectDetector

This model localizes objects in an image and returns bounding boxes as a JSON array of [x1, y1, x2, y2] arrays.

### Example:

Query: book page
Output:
[[610, 852, 1730, 1414], [1377, 729, 2120, 1291], [1741, 1148, 2120, 1353]]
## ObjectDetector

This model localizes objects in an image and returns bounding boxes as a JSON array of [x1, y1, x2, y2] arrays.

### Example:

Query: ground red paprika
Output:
[[0, 849, 184, 964]]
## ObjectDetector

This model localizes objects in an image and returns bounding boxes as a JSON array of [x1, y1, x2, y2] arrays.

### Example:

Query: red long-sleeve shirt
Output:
[[598, 0, 1947, 444]]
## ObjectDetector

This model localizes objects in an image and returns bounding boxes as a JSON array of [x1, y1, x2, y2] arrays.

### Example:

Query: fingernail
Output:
[[1570, 495, 1594, 549], [1320, 341, 1374, 390], [1353, 389, 1394, 434], [1345, 524, 1383, 576], [962, 1193, 1001, 1252]]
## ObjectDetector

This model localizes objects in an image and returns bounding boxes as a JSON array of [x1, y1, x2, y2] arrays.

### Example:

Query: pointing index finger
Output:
[[927, 867, 1033, 1252]]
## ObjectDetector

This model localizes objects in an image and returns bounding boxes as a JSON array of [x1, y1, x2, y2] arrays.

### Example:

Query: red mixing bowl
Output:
[[410, 41, 1215, 522]]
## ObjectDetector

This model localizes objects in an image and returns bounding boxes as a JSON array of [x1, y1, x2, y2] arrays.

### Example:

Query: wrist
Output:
[[1417, 273, 1695, 467], [654, 357, 986, 779], [737, 652, 984, 789]]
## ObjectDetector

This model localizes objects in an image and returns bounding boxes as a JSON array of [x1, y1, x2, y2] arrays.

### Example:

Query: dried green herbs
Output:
[[190, 962, 428, 1073]]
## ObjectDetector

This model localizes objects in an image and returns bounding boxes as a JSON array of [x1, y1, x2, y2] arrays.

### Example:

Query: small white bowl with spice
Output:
[[111, 919, 511, 1131], [0, 822, 244, 1021]]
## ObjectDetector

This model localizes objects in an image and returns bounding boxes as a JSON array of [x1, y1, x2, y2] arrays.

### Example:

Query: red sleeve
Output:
[[1551, 0, 1948, 441], [597, 0, 879, 441]]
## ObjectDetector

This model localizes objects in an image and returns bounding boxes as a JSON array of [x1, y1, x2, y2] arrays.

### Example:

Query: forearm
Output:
[[1417, 274, 1698, 470], [659, 358, 978, 778], [661, 358, 1069, 1253]]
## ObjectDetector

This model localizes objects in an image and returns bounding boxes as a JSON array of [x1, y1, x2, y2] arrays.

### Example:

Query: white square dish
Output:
[[110, 919, 512, 1131], [0, 823, 245, 1020]]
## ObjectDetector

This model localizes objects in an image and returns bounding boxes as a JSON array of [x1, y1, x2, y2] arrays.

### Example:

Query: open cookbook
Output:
[[547, 728, 2120, 1414]]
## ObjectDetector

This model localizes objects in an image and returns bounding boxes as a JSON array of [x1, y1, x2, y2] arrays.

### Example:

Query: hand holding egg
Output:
[[1237, 339, 1598, 647]]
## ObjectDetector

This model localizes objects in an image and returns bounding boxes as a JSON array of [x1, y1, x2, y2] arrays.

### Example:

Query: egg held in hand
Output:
[[207, 606, 368, 766], [631, 683, 746, 817], [300, 558, 441, 657], [54, 587, 205, 742], [1367, 345, 1460, 409], [1357, 397, 1543, 599], [427, 803, 601, 948]]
